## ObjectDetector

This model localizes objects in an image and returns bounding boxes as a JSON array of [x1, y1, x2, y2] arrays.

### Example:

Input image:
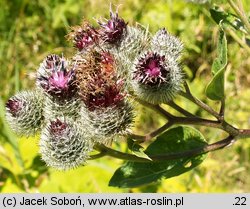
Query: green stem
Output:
[[174, 117, 221, 128], [135, 98, 174, 120], [225, 28, 250, 54], [165, 100, 197, 117], [128, 122, 173, 142], [89, 151, 107, 160], [94, 136, 236, 162], [238, 129, 250, 139], [180, 82, 221, 120], [221, 121, 239, 136], [227, 0, 250, 34], [219, 98, 225, 119]]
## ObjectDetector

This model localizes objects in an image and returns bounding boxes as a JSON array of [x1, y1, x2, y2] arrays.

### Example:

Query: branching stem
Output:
[[180, 82, 221, 120], [93, 80, 250, 163], [128, 115, 239, 142], [128, 122, 173, 142], [165, 100, 196, 118], [90, 0, 250, 166], [93, 136, 236, 162]]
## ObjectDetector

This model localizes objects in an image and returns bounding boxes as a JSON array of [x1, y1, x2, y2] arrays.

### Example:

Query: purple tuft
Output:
[[87, 80, 125, 111], [48, 70, 74, 90], [98, 6, 127, 44], [49, 119, 67, 136], [40, 69, 76, 100], [6, 99, 24, 117], [73, 26, 98, 51], [133, 52, 170, 86], [38, 55, 77, 101], [44, 54, 62, 70]]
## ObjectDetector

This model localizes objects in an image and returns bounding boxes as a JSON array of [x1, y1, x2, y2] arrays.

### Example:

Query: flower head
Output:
[[37, 55, 77, 101], [98, 5, 127, 44], [134, 52, 169, 86], [6, 98, 24, 117], [76, 50, 125, 110], [132, 51, 183, 104], [5, 91, 44, 136], [49, 119, 68, 136], [67, 22, 98, 51], [40, 118, 93, 170]]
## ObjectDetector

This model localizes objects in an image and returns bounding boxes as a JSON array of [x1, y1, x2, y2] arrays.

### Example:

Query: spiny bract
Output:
[[80, 100, 134, 144], [5, 90, 44, 136], [132, 51, 183, 104], [40, 118, 93, 170]]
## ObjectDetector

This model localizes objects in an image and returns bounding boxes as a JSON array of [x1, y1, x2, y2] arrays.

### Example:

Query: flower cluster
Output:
[[5, 5, 184, 170]]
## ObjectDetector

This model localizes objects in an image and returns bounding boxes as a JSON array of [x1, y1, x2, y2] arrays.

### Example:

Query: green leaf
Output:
[[205, 30, 227, 101], [127, 138, 152, 161], [29, 155, 48, 173], [109, 126, 207, 188], [211, 30, 227, 75], [0, 165, 16, 192], [210, 7, 247, 34]]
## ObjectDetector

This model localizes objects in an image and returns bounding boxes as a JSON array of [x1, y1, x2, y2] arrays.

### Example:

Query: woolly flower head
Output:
[[67, 21, 99, 51], [76, 50, 125, 110], [40, 118, 93, 170], [37, 54, 77, 101], [118, 26, 150, 60], [75, 49, 134, 142], [132, 51, 182, 104], [151, 28, 183, 59], [109, 26, 151, 88], [134, 52, 168, 86], [80, 100, 134, 144], [97, 5, 127, 45], [5, 90, 44, 136]]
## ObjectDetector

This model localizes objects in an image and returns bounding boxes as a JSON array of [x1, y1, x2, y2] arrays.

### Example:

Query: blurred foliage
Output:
[[0, 0, 249, 192]]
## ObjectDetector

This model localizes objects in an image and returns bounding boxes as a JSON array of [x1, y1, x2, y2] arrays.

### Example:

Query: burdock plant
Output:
[[5, 3, 250, 188]]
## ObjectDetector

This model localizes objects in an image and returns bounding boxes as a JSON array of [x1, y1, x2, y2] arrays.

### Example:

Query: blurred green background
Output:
[[0, 0, 250, 192]]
